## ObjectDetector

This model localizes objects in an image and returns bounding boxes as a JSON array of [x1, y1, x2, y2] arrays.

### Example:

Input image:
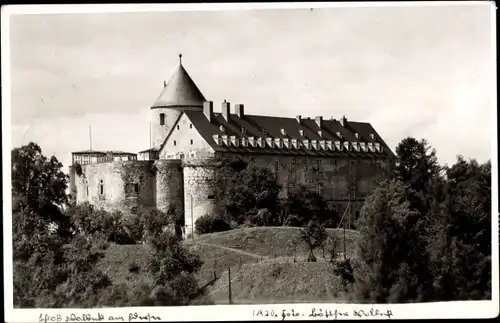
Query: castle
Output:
[[69, 55, 395, 236]]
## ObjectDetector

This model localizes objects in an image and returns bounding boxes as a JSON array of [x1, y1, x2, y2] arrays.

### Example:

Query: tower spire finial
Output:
[[179, 53, 182, 65]]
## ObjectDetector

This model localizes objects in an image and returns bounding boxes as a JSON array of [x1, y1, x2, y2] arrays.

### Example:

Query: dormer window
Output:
[[367, 142, 374, 152], [299, 129, 304, 136], [219, 125, 225, 133], [159, 113, 165, 125], [354, 133, 360, 139], [343, 141, 350, 151], [213, 134, 222, 146], [326, 140, 333, 151], [283, 138, 290, 148], [335, 141, 342, 151], [303, 139, 310, 149], [241, 137, 248, 147], [336, 132, 343, 139], [375, 142, 381, 152], [291, 138, 299, 149], [248, 137, 255, 147], [370, 133, 376, 140], [360, 142, 367, 152], [266, 138, 275, 148], [222, 135, 228, 146], [318, 130, 323, 138], [275, 138, 283, 148], [281, 129, 287, 136], [241, 127, 247, 134], [311, 140, 318, 150], [256, 137, 264, 147], [352, 142, 360, 152], [230, 136, 239, 147]]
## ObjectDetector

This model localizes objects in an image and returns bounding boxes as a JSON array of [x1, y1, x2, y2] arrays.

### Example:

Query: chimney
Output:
[[222, 100, 230, 121], [340, 116, 347, 127], [296, 115, 302, 124], [235, 104, 245, 118], [203, 101, 213, 122], [315, 116, 323, 128]]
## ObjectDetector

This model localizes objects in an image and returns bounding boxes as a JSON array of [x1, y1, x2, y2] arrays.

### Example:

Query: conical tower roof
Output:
[[151, 54, 206, 109]]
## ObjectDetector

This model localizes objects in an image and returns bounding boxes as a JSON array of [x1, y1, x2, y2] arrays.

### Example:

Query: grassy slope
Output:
[[208, 262, 352, 304], [188, 243, 259, 286], [196, 227, 360, 259]]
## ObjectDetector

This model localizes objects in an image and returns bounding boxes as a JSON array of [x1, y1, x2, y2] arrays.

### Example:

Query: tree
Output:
[[296, 220, 328, 262], [147, 231, 205, 305], [12, 143, 113, 308], [429, 157, 491, 300], [394, 138, 441, 190], [284, 184, 336, 227], [354, 180, 433, 303], [12, 142, 71, 235], [393, 137, 443, 216], [214, 158, 281, 225]]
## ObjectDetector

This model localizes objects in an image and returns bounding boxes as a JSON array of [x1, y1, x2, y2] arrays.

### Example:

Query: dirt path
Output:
[[195, 241, 262, 259]]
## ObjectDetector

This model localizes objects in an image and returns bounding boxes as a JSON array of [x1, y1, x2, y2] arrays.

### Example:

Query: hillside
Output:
[[207, 261, 352, 304], [194, 226, 360, 259], [96, 243, 154, 286], [96, 227, 361, 304]]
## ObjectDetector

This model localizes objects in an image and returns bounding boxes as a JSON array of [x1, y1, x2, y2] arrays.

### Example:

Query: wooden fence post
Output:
[[228, 267, 232, 304]]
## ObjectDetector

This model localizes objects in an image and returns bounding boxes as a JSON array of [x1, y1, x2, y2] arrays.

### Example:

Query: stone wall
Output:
[[72, 161, 155, 214], [222, 153, 390, 200], [221, 152, 392, 224], [154, 159, 184, 213], [182, 157, 217, 236]]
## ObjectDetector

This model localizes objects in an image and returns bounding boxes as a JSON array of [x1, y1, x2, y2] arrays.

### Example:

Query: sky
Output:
[[6, 3, 495, 171]]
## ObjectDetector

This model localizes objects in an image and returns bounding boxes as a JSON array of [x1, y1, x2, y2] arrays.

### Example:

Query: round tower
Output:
[[182, 157, 218, 237], [150, 54, 207, 149], [154, 159, 184, 213]]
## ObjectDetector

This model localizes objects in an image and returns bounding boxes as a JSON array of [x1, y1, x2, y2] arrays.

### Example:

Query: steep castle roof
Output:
[[151, 54, 206, 109], [184, 109, 396, 158]]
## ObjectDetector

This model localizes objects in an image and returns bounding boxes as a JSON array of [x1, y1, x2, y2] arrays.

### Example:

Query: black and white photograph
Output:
[[2, 2, 498, 321]]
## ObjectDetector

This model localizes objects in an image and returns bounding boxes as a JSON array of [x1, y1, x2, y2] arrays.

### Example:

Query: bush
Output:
[[332, 258, 355, 286], [248, 208, 278, 226], [194, 214, 231, 235]]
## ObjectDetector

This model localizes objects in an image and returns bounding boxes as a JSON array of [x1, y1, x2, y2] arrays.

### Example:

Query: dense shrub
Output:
[[214, 158, 281, 225], [284, 184, 339, 227], [195, 214, 231, 235]]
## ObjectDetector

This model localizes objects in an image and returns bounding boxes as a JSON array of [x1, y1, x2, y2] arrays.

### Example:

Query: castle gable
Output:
[[158, 112, 215, 159]]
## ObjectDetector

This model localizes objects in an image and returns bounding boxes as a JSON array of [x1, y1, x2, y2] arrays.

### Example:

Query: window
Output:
[[207, 195, 215, 200], [177, 125, 180, 130], [159, 113, 165, 125], [190, 139, 193, 145], [86, 186, 89, 196], [173, 140, 177, 146], [190, 124, 193, 129], [317, 183, 324, 196], [99, 180, 104, 195], [125, 183, 139, 196]]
